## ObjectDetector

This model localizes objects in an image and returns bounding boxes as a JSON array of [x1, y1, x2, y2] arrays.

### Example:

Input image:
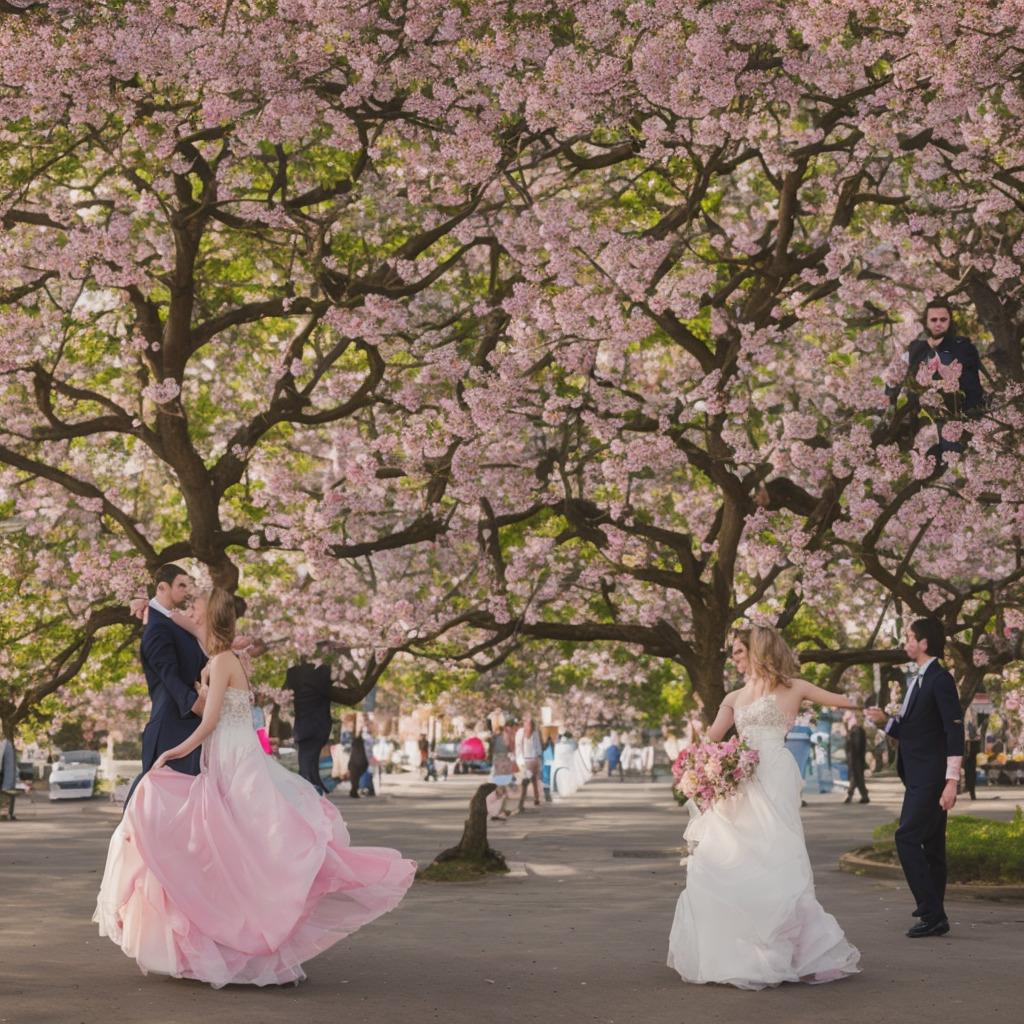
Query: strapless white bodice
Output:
[[734, 693, 795, 750], [217, 686, 255, 731]]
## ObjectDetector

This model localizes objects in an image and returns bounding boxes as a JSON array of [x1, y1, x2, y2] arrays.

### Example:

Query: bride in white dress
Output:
[[667, 625, 861, 989]]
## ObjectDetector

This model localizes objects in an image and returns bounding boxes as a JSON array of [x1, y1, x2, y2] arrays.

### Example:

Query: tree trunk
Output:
[[689, 641, 730, 723], [947, 655, 989, 713], [430, 783, 507, 871]]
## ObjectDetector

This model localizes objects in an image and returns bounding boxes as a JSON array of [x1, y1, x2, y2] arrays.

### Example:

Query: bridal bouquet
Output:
[[671, 737, 759, 811]]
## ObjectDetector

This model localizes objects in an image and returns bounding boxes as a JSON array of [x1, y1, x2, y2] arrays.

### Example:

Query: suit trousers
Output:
[[296, 733, 330, 793], [895, 783, 948, 924]]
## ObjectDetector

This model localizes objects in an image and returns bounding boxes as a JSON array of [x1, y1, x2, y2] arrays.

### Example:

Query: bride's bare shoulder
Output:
[[210, 650, 245, 676]]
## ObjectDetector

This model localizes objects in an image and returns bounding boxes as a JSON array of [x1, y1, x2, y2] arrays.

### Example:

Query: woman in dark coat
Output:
[[348, 733, 369, 799]]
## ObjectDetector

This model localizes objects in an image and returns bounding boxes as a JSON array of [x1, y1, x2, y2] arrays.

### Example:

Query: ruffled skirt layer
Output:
[[94, 727, 415, 987]]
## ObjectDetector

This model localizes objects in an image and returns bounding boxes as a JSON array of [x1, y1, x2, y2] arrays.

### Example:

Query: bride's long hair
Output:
[[204, 587, 237, 657], [738, 625, 800, 690]]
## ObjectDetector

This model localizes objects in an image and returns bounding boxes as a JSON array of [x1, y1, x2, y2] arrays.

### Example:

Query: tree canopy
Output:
[[2, 0, 1024, 736]]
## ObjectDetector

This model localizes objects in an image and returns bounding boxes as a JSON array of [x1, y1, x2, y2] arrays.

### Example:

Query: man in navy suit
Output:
[[285, 652, 362, 794], [138, 564, 208, 778], [868, 618, 964, 937]]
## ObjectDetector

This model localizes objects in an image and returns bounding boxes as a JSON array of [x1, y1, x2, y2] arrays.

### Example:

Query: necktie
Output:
[[901, 672, 922, 718]]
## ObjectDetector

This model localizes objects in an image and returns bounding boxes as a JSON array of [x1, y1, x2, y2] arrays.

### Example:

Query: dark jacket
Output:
[[285, 662, 335, 744], [139, 612, 207, 774], [886, 332, 985, 415], [847, 723, 867, 761], [0, 737, 17, 792], [887, 660, 964, 788], [348, 735, 370, 779]]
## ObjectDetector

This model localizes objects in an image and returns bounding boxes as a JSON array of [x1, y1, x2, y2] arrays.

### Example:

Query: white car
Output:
[[48, 750, 100, 801]]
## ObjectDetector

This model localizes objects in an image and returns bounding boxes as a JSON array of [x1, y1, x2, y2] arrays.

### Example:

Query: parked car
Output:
[[48, 750, 100, 801]]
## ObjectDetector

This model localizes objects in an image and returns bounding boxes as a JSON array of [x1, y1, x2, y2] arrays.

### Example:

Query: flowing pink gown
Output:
[[94, 687, 415, 987]]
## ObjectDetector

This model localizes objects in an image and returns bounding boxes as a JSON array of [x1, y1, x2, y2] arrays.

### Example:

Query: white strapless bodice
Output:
[[216, 686, 255, 730], [202, 686, 259, 771], [734, 693, 795, 752]]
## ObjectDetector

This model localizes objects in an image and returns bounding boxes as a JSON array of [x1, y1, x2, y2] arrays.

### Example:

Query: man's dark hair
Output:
[[153, 563, 189, 588], [921, 299, 954, 327], [909, 617, 945, 658]]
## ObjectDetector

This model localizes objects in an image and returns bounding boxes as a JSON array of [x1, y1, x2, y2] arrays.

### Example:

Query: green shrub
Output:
[[871, 807, 1024, 884]]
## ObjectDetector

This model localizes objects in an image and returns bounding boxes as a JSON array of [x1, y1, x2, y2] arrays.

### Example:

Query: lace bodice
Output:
[[734, 693, 795, 744], [217, 686, 255, 729]]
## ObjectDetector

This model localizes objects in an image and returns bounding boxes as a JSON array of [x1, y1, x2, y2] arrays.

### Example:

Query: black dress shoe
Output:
[[843, 795, 852, 804], [858, 797, 870, 803], [907, 918, 950, 938]]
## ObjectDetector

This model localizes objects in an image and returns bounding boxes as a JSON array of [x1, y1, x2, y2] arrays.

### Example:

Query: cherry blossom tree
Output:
[[0, 501, 138, 737], [371, 0, 1024, 715], [3, 0, 1024, 737]]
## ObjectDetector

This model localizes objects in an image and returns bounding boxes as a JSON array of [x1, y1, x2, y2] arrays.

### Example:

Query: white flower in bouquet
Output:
[[884, 683, 903, 719]]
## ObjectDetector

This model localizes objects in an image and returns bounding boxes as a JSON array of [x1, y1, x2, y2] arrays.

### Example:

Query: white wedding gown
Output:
[[667, 693, 860, 989]]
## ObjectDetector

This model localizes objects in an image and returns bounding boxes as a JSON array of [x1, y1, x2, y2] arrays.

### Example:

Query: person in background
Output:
[[285, 649, 362, 795], [358, 725, 376, 796], [347, 728, 369, 800], [605, 729, 622, 779], [486, 720, 517, 821], [1, 728, 18, 822], [515, 715, 543, 808], [540, 734, 556, 803], [962, 710, 985, 800], [843, 712, 870, 804]]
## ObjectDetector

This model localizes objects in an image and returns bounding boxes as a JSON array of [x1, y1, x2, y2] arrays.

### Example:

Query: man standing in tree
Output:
[[886, 300, 985, 455]]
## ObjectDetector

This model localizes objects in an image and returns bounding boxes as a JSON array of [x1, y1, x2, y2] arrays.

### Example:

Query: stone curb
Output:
[[839, 846, 1024, 901]]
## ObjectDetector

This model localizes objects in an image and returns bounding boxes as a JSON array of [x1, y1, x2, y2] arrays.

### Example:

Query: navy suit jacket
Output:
[[285, 663, 335, 745], [888, 660, 964, 789], [139, 611, 208, 774]]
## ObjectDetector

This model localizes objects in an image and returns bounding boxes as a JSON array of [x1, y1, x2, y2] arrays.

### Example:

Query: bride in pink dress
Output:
[[94, 588, 416, 988]]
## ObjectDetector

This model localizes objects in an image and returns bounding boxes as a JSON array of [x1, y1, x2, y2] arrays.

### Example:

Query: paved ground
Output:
[[2, 771, 1022, 1024]]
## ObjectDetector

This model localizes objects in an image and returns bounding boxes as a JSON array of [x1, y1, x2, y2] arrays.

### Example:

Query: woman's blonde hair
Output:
[[203, 587, 237, 656], [737, 625, 800, 690]]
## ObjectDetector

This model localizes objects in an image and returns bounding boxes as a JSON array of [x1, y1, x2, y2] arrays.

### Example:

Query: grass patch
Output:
[[416, 858, 510, 883], [870, 806, 1024, 884]]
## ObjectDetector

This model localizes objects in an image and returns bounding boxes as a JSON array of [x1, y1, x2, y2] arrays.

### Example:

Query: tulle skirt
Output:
[[94, 720, 415, 987]]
